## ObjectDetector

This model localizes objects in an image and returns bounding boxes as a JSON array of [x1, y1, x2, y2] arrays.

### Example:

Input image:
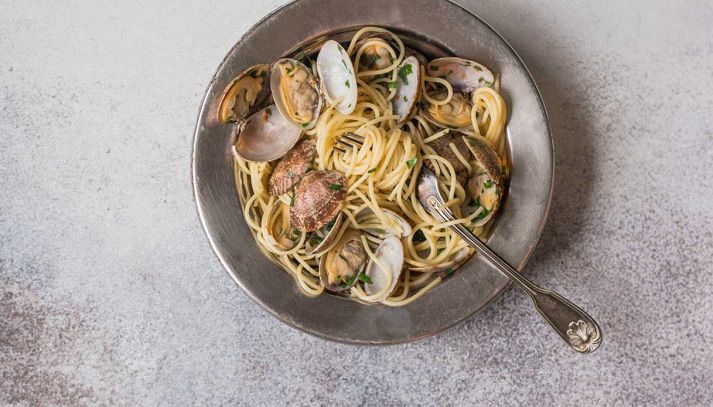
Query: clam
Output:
[[316, 40, 358, 115], [234, 104, 302, 163], [218, 64, 270, 123], [290, 170, 347, 232], [358, 38, 394, 71], [427, 57, 494, 92], [363, 209, 412, 238], [308, 213, 344, 255], [409, 247, 471, 273], [392, 56, 421, 125], [270, 58, 323, 130], [423, 92, 473, 130], [424, 132, 473, 186], [462, 137, 503, 225], [319, 229, 368, 292], [364, 236, 405, 303], [268, 138, 317, 196]]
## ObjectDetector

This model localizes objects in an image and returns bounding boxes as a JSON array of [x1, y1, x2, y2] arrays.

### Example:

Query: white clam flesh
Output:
[[427, 57, 495, 92], [392, 56, 421, 125], [319, 229, 368, 292], [234, 104, 301, 163], [425, 92, 472, 130], [317, 40, 358, 116], [462, 136, 503, 226], [270, 58, 323, 130], [364, 236, 404, 303], [218, 64, 270, 123]]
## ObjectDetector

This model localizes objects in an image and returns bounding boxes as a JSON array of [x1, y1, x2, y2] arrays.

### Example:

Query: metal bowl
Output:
[[192, 0, 553, 344]]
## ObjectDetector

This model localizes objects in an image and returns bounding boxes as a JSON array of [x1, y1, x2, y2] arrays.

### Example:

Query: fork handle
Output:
[[428, 197, 602, 353]]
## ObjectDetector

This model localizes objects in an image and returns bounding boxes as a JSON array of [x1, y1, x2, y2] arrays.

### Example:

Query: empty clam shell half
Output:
[[364, 236, 404, 303], [270, 58, 323, 130], [427, 57, 494, 92], [290, 170, 347, 232], [234, 105, 302, 163], [218, 64, 270, 123], [392, 56, 421, 125], [268, 137, 317, 196], [317, 40, 358, 116]]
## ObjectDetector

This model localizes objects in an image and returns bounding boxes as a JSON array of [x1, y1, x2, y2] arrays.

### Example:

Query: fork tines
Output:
[[334, 132, 364, 153]]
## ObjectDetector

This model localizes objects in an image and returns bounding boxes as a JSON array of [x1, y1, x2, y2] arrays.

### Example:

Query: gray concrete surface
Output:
[[2, 0, 712, 405]]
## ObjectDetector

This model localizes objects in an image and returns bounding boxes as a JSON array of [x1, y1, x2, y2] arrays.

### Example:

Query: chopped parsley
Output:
[[339, 274, 357, 288], [290, 228, 301, 241], [344, 80, 351, 88], [368, 167, 377, 173], [468, 198, 480, 207], [472, 65, 483, 71], [326, 218, 337, 231], [476, 207, 491, 220], [429, 64, 439, 71], [285, 67, 294, 75], [363, 53, 382, 68], [387, 81, 398, 89], [397, 63, 413, 85], [341, 59, 349, 71], [483, 179, 494, 188], [438, 70, 453, 80], [301, 122, 310, 128], [358, 273, 372, 284], [266, 108, 272, 116], [403, 96, 408, 102], [309, 235, 323, 246], [289, 192, 295, 207], [328, 183, 344, 191], [406, 157, 417, 169]]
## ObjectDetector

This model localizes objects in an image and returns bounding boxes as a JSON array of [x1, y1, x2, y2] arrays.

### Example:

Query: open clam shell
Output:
[[427, 57, 494, 92], [309, 212, 344, 255], [362, 209, 412, 238], [218, 64, 270, 123], [423, 92, 473, 131], [235, 104, 302, 163], [270, 58, 323, 130], [319, 229, 368, 292], [317, 40, 358, 116], [364, 236, 404, 303], [290, 170, 347, 232], [392, 56, 421, 125], [462, 136, 503, 225], [357, 38, 394, 71]]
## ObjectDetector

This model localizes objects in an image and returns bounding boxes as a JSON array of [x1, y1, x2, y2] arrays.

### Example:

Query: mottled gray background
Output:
[[1, 0, 712, 405]]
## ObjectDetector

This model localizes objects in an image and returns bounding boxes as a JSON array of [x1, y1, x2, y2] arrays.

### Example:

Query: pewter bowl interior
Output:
[[192, 0, 553, 344]]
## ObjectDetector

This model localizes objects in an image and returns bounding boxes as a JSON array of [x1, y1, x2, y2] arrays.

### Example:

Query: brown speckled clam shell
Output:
[[425, 133, 472, 185], [290, 170, 346, 232], [268, 138, 317, 196], [462, 136, 502, 184]]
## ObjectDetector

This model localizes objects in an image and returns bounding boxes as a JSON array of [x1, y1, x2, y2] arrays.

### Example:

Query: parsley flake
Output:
[[368, 167, 377, 173], [397, 63, 413, 85], [344, 80, 350, 88], [289, 192, 295, 207], [429, 64, 439, 71], [329, 183, 344, 191], [483, 179, 494, 188], [387, 81, 398, 89], [406, 157, 417, 169]]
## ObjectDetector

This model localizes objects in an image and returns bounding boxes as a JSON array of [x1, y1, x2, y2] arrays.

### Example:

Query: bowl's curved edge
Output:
[[191, 0, 554, 345]]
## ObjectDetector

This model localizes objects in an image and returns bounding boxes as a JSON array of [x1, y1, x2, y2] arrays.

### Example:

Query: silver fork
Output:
[[416, 166, 602, 353], [334, 132, 364, 154]]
